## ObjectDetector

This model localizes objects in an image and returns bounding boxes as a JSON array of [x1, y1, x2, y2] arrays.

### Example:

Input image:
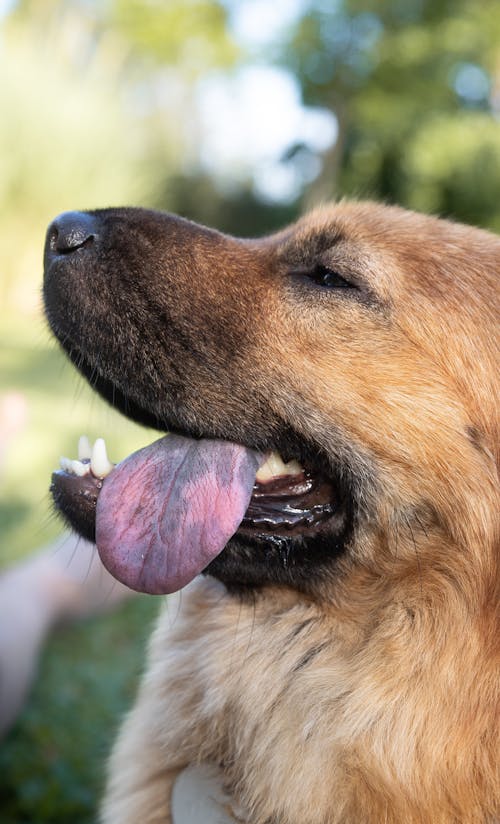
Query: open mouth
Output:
[[51, 434, 340, 595]]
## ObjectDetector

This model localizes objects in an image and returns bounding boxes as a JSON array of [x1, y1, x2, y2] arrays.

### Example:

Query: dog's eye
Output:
[[308, 265, 353, 289]]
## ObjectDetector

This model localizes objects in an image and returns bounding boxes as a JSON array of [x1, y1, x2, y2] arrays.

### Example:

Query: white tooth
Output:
[[255, 457, 272, 482], [255, 464, 273, 482], [78, 435, 92, 461], [71, 459, 90, 477], [256, 451, 304, 483], [91, 437, 113, 478], [257, 453, 285, 482], [268, 453, 287, 476], [60, 456, 72, 471], [282, 458, 303, 476]]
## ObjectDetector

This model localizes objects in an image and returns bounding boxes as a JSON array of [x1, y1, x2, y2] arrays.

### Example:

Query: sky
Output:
[[194, 0, 338, 201], [0, 0, 15, 17], [197, 66, 337, 201], [227, 0, 308, 47]]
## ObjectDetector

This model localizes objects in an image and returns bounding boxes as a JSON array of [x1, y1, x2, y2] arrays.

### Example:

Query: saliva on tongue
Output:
[[95, 434, 263, 594]]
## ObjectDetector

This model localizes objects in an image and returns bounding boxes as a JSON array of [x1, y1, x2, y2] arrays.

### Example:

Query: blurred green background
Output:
[[1, 0, 500, 820]]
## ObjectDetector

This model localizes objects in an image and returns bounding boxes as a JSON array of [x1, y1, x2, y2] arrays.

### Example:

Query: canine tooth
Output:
[[256, 453, 285, 482], [90, 438, 113, 478], [70, 459, 90, 477], [78, 435, 92, 461], [256, 451, 304, 483]]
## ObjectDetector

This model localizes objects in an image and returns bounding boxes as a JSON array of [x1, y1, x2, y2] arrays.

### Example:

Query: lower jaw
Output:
[[205, 515, 349, 593]]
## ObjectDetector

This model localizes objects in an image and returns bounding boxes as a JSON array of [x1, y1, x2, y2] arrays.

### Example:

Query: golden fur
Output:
[[99, 203, 499, 823]]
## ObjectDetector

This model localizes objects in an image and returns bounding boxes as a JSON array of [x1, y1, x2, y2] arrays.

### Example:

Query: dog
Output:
[[43, 202, 499, 823]]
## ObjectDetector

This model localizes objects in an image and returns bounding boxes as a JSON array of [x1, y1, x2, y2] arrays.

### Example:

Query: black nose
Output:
[[45, 211, 99, 260]]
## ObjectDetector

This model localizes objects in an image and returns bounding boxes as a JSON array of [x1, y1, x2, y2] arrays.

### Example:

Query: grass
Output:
[[0, 310, 163, 821], [0, 596, 161, 824]]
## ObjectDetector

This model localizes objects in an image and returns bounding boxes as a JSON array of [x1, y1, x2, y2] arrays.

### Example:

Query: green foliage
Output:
[[401, 113, 500, 229], [112, 0, 238, 72], [13, 0, 237, 74], [283, 0, 500, 228], [0, 595, 160, 823]]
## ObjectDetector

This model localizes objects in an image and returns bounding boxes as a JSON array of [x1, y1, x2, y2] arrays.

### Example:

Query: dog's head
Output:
[[43, 203, 499, 600]]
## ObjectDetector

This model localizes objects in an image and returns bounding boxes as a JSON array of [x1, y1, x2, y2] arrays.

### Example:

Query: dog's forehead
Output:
[[273, 201, 488, 254]]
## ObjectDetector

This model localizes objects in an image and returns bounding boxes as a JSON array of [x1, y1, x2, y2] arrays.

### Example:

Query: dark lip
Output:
[[50, 468, 101, 543], [240, 472, 338, 536]]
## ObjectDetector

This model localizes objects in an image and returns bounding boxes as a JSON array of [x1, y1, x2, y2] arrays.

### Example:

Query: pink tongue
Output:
[[95, 434, 262, 594]]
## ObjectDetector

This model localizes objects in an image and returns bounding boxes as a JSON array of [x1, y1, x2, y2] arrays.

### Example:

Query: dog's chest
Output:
[[157, 580, 326, 731], [150, 580, 349, 822]]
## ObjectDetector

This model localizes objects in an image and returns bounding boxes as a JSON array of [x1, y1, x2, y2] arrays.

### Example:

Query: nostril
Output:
[[47, 211, 99, 255]]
